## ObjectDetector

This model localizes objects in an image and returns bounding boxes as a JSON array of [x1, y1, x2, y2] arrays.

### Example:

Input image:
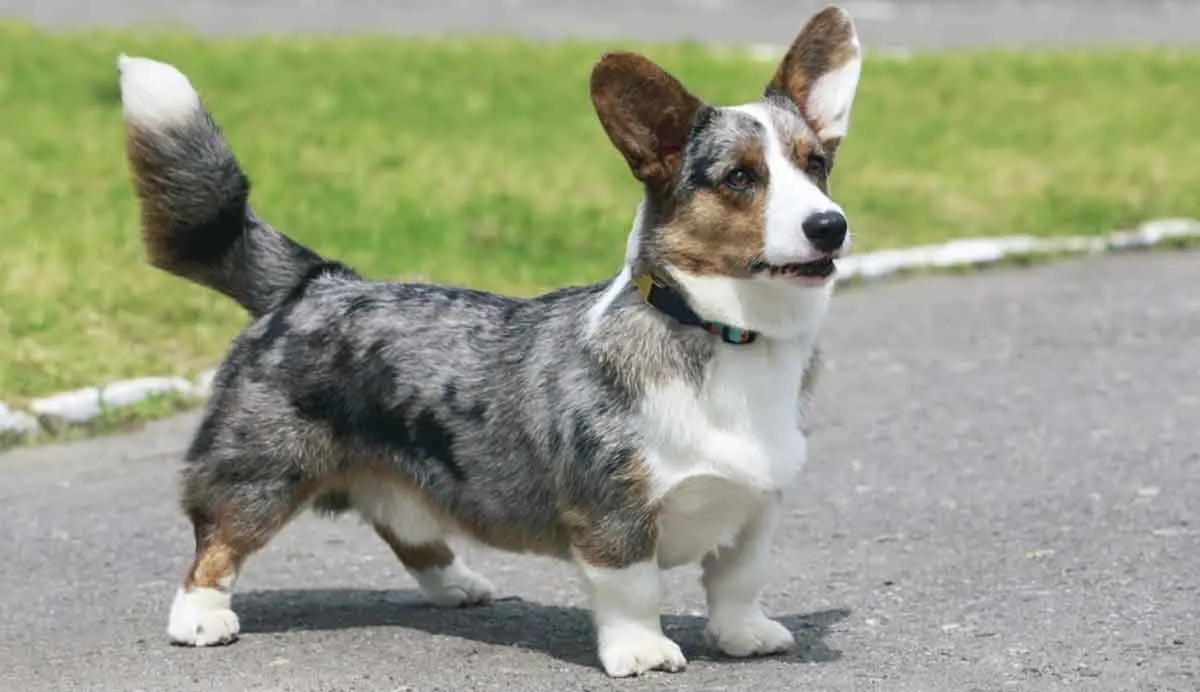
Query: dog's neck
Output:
[[631, 273, 759, 345], [586, 198, 835, 345], [660, 267, 835, 343]]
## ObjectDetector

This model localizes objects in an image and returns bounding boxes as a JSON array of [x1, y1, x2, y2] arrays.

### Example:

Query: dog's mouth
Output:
[[748, 257, 837, 283]]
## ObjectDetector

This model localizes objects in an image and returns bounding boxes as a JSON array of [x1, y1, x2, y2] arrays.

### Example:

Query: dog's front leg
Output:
[[701, 493, 796, 657], [576, 557, 686, 677], [569, 509, 687, 682]]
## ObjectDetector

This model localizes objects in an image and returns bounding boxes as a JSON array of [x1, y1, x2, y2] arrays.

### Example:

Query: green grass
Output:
[[2, 24, 1198, 400]]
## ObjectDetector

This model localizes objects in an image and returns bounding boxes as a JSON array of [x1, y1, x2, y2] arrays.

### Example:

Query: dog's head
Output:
[[591, 7, 862, 339]]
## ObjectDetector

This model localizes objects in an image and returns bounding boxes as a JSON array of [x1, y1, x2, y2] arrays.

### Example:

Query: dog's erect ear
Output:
[[591, 51, 705, 189], [768, 6, 862, 155]]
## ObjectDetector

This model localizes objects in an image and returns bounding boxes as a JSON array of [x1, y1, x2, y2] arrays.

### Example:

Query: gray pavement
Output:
[[2, 250, 1197, 691], [2, 0, 1200, 49]]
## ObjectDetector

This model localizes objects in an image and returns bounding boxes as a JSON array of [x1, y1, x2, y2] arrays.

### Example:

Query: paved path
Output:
[[2, 250, 1197, 691], [2, 0, 1200, 48]]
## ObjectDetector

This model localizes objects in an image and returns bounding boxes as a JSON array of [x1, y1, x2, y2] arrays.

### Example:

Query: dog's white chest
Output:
[[640, 341, 811, 568]]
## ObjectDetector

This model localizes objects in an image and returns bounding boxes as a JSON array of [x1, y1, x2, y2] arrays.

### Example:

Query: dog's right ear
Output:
[[590, 51, 705, 190]]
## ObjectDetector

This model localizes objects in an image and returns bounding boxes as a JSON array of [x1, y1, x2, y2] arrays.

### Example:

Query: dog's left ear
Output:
[[768, 6, 862, 157]]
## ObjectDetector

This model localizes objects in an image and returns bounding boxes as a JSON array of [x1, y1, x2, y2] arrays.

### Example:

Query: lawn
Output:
[[1, 24, 1198, 400]]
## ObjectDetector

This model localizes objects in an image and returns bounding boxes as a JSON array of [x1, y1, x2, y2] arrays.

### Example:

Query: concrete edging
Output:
[[2, 217, 1197, 441]]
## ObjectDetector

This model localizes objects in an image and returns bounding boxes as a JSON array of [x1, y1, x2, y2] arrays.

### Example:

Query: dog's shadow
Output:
[[237, 588, 847, 670]]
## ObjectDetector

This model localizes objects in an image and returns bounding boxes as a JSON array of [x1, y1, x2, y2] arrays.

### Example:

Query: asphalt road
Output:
[[2, 250, 1197, 691], [2, 0, 1200, 48]]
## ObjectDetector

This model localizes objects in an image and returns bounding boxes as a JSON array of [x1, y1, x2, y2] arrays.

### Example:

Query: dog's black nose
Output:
[[802, 211, 848, 253]]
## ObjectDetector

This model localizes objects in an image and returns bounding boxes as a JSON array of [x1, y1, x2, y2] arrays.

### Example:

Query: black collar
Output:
[[633, 274, 758, 345]]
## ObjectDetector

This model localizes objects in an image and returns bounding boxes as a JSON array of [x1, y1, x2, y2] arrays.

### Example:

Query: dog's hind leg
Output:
[[167, 465, 318, 646], [352, 478, 494, 608], [371, 524, 495, 608]]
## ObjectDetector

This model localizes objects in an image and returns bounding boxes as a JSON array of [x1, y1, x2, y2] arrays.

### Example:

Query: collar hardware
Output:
[[633, 274, 758, 345]]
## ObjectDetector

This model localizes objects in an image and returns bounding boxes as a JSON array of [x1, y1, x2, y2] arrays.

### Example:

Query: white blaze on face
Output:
[[731, 103, 847, 264]]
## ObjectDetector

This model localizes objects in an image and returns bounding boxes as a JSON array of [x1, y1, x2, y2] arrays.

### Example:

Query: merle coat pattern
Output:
[[118, 6, 863, 678]]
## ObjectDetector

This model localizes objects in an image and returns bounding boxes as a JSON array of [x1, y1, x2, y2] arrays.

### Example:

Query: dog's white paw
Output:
[[413, 560, 495, 608], [167, 587, 240, 646], [707, 613, 795, 658], [598, 626, 687, 677]]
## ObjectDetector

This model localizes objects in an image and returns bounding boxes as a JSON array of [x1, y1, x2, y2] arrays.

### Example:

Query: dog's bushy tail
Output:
[[117, 54, 344, 318]]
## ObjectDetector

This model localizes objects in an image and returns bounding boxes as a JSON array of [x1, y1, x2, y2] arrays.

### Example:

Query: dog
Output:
[[116, 5, 862, 678]]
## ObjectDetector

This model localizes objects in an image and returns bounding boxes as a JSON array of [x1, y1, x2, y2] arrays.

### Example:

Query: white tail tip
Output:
[[117, 53, 202, 129]]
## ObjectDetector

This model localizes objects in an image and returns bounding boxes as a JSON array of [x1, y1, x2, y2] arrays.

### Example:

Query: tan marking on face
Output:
[[787, 134, 814, 165], [785, 133, 831, 192], [656, 142, 770, 277]]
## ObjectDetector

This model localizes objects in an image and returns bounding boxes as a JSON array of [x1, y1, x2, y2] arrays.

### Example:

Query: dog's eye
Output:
[[724, 168, 754, 191], [804, 154, 827, 179]]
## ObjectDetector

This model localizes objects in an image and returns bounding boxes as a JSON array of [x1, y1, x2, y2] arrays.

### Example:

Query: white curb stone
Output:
[[29, 376, 197, 427], [838, 236, 1047, 280], [101, 376, 195, 407], [836, 218, 1200, 283], [30, 387, 104, 425], [0, 402, 41, 438], [1108, 218, 1200, 249]]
